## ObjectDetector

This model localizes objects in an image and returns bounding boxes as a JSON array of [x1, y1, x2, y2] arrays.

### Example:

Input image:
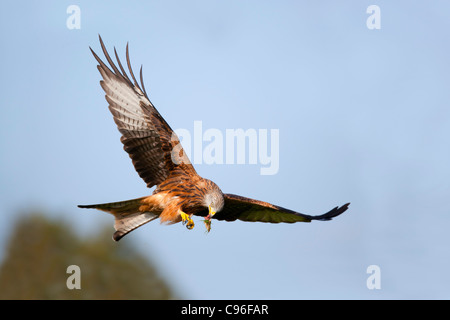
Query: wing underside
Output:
[[213, 194, 350, 223], [90, 35, 196, 188]]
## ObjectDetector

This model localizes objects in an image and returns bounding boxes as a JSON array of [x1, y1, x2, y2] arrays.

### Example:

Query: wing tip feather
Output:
[[312, 202, 350, 221]]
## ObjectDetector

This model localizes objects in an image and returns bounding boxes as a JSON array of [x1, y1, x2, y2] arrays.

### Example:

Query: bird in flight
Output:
[[79, 36, 350, 241]]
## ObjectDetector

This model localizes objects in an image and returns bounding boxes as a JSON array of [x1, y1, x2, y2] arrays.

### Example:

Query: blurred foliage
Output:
[[0, 214, 177, 299]]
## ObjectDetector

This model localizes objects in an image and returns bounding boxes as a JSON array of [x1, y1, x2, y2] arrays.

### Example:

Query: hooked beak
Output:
[[206, 205, 216, 219]]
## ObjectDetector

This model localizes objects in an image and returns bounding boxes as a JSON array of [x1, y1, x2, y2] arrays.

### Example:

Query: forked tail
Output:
[[78, 197, 159, 241]]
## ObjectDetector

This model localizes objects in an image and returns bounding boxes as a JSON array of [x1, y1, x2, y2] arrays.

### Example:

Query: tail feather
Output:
[[78, 197, 146, 214], [112, 211, 158, 241], [78, 197, 159, 241]]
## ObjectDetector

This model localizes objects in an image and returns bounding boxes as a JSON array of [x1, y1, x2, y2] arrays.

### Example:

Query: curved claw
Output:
[[186, 219, 195, 230]]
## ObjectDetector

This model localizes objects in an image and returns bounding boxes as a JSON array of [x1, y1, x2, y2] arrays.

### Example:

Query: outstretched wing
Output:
[[214, 194, 350, 223], [90, 35, 196, 188]]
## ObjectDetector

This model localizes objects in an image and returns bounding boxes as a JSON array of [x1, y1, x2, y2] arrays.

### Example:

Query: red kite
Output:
[[79, 36, 350, 241]]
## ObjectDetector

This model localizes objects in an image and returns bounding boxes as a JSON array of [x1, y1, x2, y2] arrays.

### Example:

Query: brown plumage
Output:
[[78, 35, 350, 241]]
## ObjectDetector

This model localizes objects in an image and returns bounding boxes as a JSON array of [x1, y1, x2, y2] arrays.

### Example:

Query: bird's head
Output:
[[203, 181, 225, 219]]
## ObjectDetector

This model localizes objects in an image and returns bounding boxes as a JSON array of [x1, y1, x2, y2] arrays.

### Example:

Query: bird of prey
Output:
[[79, 36, 350, 241]]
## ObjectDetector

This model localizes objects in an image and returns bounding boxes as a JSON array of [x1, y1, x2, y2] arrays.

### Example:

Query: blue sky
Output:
[[1, 1, 450, 299]]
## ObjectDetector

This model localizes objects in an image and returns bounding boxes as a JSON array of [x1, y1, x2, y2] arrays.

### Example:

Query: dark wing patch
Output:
[[214, 194, 350, 223], [90, 35, 196, 188]]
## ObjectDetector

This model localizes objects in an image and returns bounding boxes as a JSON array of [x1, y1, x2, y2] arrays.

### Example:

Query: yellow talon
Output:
[[180, 211, 195, 230], [180, 212, 190, 224], [186, 219, 195, 230]]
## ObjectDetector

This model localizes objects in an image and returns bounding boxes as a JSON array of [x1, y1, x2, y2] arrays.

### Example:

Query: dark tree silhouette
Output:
[[0, 214, 177, 299]]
